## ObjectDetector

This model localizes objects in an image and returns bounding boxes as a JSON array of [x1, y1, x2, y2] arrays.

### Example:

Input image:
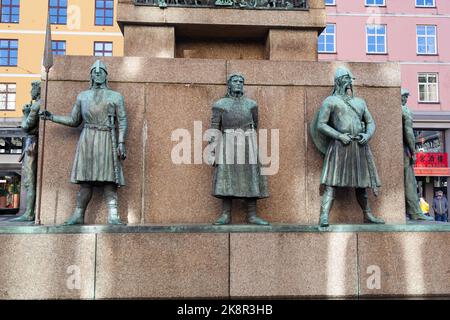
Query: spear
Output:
[[35, 14, 53, 225]]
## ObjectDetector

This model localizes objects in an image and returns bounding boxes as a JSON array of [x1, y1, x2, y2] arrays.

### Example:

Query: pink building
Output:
[[319, 0, 450, 213]]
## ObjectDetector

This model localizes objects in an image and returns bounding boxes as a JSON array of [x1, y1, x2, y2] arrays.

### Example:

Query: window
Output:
[[415, 130, 444, 153], [0, 0, 20, 23], [416, 0, 435, 7], [418, 73, 439, 103], [366, 25, 387, 54], [52, 40, 66, 55], [94, 42, 113, 56], [0, 39, 18, 66], [325, 0, 335, 5], [417, 25, 437, 55], [49, 0, 67, 25], [95, 0, 114, 26], [0, 137, 22, 154], [365, 0, 385, 6], [318, 24, 336, 53], [0, 83, 16, 111]]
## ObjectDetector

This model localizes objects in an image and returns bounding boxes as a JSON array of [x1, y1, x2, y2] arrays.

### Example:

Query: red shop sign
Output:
[[415, 152, 448, 168]]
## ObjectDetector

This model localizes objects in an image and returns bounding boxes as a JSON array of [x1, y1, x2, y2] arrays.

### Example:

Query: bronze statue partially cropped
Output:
[[12, 81, 41, 222], [311, 67, 385, 227], [40, 60, 127, 225], [401, 88, 433, 221], [208, 73, 269, 225]]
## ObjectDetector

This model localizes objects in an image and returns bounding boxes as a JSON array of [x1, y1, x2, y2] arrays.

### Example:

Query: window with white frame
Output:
[[416, 0, 435, 7], [325, 0, 335, 5], [366, 25, 387, 54], [318, 24, 336, 53], [417, 25, 437, 55], [365, 0, 385, 6], [0, 83, 16, 110], [418, 73, 439, 103], [94, 41, 113, 56]]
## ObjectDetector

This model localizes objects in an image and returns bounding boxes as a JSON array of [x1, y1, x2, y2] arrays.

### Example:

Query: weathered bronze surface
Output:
[[401, 89, 433, 221], [209, 74, 269, 225], [311, 67, 385, 227], [134, 0, 308, 9], [40, 60, 128, 225], [11, 81, 41, 222]]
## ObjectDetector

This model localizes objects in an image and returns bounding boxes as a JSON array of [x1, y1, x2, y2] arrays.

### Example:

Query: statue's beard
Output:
[[228, 88, 243, 97], [345, 85, 353, 96], [336, 83, 353, 97]]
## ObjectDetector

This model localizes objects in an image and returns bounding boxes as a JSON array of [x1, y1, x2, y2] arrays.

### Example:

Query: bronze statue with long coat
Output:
[[401, 88, 433, 221], [311, 67, 385, 227], [209, 73, 269, 225], [41, 60, 127, 225], [12, 81, 41, 222]]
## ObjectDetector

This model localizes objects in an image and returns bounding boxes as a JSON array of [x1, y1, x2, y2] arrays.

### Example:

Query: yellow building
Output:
[[0, 0, 123, 212], [0, 0, 123, 120]]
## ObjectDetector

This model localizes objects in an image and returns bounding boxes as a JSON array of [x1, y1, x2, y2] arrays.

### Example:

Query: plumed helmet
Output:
[[401, 88, 410, 96]]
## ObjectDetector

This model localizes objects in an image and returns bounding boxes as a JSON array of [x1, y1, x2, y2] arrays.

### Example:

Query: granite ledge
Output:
[[0, 222, 449, 234]]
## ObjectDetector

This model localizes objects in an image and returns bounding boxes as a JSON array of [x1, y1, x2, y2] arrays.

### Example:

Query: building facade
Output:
[[319, 0, 450, 213], [0, 0, 123, 213]]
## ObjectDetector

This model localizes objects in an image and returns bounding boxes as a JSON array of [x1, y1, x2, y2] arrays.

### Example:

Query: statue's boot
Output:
[[319, 186, 335, 227], [363, 211, 385, 224], [247, 212, 269, 225], [11, 211, 34, 222], [356, 188, 385, 224], [410, 212, 434, 221], [214, 198, 232, 225], [11, 186, 35, 222], [105, 184, 125, 225], [108, 207, 125, 225], [63, 184, 92, 225], [63, 208, 85, 225], [214, 212, 231, 225], [246, 198, 269, 225]]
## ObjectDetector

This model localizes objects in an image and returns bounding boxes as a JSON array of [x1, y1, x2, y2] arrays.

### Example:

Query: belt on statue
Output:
[[84, 124, 110, 131]]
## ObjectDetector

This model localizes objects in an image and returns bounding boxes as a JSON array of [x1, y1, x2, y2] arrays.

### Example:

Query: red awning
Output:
[[414, 167, 450, 176]]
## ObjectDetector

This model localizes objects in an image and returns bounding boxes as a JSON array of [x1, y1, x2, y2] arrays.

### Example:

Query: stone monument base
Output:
[[0, 224, 449, 299]]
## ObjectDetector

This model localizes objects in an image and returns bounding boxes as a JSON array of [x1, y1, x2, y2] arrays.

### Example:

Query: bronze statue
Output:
[[40, 60, 127, 225], [209, 73, 269, 225], [311, 67, 385, 227], [12, 81, 41, 222], [401, 88, 433, 221]]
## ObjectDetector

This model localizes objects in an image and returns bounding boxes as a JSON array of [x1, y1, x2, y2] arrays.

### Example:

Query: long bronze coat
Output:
[[402, 104, 422, 215], [21, 102, 40, 189], [210, 96, 269, 199], [316, 95, 381, 191], [52, 88, 127, 186]]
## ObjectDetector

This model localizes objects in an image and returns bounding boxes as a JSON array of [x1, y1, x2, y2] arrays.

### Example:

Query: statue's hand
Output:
[[358, 133, 369, 145], [338, 133, 352, 145], [30, 101, 41, 112], [206, 152, 216, 167], [118, 143, 126, 160], [39, 110, 53, 121]]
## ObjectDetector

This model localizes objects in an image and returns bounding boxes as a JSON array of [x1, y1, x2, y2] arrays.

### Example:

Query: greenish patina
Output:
[[209, 73, 269, 225], [11, 81, 41, 222], [401, 89, 433, 221], [311, 67, 385, 227], [40, 60, 128, 225]]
